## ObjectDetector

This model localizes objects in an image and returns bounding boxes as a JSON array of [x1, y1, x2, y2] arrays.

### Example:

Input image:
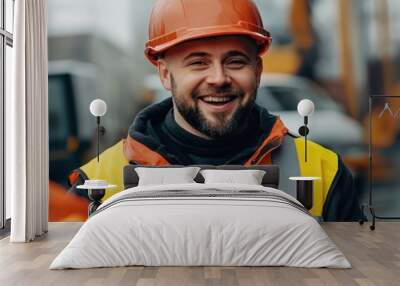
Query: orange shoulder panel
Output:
[[245, 117, 288, 166], [123, 136, 170, 166]]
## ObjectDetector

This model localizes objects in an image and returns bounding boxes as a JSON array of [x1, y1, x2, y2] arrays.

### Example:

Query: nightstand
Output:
[[77, 180, 117, 215], [289, 177, 320, 210]]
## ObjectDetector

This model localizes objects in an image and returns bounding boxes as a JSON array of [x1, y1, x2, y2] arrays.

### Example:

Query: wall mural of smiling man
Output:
[[67, 0, 362, 221]]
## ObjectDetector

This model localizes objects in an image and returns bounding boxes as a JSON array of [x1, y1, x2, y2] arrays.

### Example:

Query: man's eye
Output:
[[190, 61, 207, 66], [227, 60, 246, 66]]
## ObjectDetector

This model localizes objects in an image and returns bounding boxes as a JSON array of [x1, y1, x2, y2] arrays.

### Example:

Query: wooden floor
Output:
[[0, 222, 399, 286]]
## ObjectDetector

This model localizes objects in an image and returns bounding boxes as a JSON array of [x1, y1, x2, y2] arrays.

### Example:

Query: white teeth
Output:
[[201, 96, 234, 103]]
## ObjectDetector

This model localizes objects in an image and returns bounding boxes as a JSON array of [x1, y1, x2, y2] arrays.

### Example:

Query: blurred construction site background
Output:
[[46, 0, 400, 221]]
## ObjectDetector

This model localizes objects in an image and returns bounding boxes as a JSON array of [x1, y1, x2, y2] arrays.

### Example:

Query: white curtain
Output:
[[6, 0, 49, 242]]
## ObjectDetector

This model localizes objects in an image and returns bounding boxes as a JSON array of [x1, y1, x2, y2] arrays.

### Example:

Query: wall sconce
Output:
[[297, 99, 315, 162], [89, 99, 107, 162]]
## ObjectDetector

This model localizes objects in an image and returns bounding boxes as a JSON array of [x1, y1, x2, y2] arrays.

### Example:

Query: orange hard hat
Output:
[[145, 0, 272, 66]]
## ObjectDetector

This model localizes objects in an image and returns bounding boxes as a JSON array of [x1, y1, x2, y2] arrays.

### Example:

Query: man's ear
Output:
[[255, 56, 263, 86], [157, 59, 172, 91]]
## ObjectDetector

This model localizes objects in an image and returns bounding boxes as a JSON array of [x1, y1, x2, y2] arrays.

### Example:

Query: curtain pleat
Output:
[[9, 0, 48, 242], [8, 0, 27, 242]]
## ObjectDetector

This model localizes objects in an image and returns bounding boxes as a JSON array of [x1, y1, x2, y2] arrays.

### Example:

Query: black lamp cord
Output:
[[304, 116, 308, 163], [97, 116, 100, 162], [305, 133, 307, 162]]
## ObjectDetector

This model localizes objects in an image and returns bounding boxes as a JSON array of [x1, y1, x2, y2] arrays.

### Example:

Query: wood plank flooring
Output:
[[0, 222, 399, 286]]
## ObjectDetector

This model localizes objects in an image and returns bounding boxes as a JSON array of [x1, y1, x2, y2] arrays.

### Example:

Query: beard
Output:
[[171, 75, 256, 139]]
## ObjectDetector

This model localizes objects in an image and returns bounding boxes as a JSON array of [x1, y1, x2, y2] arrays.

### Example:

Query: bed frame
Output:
[[123, 165, 280, 189]]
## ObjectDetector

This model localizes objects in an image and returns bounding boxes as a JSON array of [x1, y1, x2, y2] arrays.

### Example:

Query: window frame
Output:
[[0, 0, 14, 233]]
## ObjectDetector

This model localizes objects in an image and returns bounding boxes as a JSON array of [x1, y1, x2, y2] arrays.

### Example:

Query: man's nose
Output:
[[206, 64, 231, 87]]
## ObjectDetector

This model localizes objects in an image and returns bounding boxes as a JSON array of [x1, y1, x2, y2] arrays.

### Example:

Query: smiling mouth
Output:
[[199, 95, 238, 105]]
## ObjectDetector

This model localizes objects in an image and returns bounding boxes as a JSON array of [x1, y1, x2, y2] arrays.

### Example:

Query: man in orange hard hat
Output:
[[68, 0, 362, 221]]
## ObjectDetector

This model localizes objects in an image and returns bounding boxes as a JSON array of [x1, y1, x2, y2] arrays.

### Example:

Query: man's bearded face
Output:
[[158, 36, 262, 139]]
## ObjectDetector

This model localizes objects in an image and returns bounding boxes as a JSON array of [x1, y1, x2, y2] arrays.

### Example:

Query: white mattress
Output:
[[50, 183, 351, 269]]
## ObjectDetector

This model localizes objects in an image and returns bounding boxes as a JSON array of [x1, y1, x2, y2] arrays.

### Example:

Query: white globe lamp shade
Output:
[[90, 99, 107, 117], [297, 99, 315, 117]]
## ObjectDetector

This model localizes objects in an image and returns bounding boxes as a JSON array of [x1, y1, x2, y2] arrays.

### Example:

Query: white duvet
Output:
[[50, 183, 351, 269]]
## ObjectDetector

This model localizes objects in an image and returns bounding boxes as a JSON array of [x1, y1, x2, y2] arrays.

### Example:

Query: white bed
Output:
[[50, 183, 351, 269]]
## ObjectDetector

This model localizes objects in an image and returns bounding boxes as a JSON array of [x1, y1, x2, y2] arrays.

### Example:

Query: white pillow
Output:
[[135, 167, 201, 186], [200, 169, 266, 185]]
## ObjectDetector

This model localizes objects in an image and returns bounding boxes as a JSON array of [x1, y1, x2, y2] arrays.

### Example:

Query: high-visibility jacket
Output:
[[68, 99, 362, 221]]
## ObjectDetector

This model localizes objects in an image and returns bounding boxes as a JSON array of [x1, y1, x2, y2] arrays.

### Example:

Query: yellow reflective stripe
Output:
[[294, 138, 338, 217], [80, 140, 129, 201]]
